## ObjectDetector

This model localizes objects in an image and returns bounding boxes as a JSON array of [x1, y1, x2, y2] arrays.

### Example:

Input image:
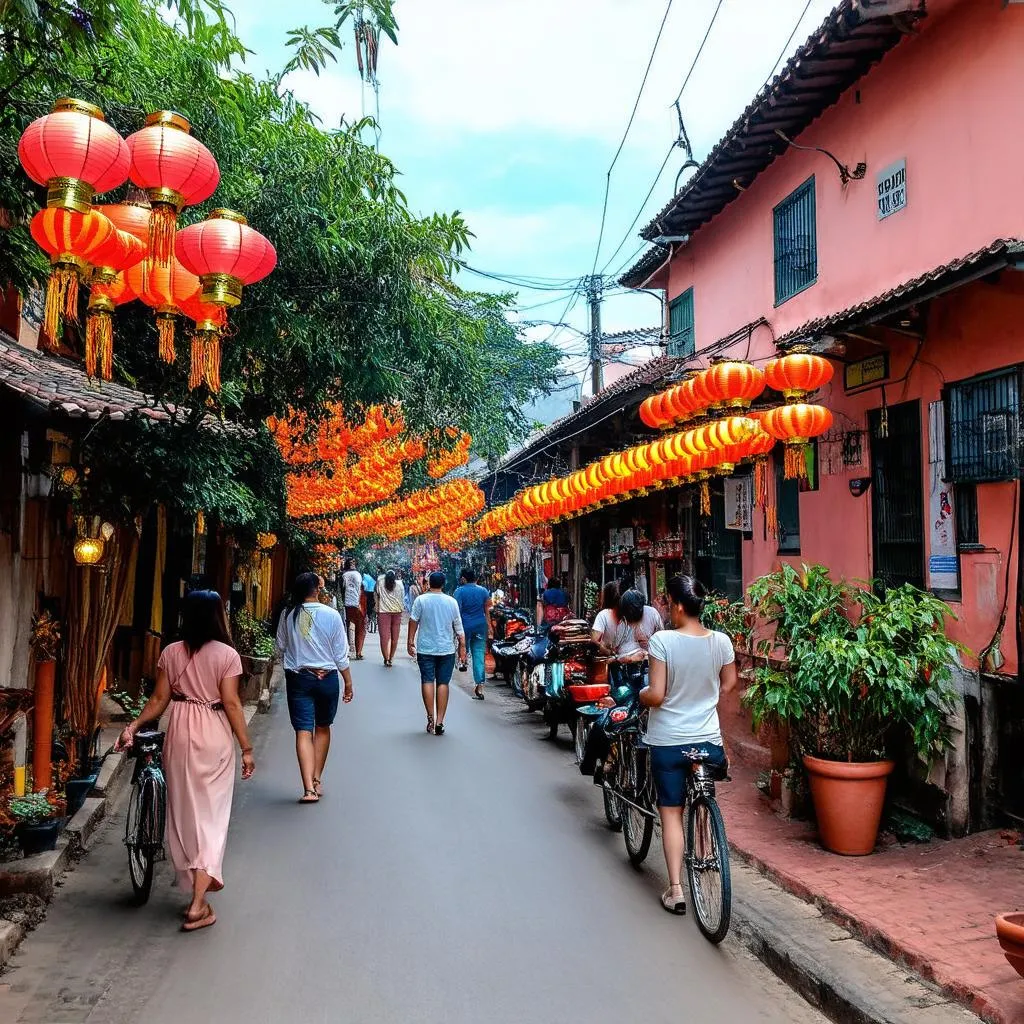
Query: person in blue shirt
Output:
[[453, 567, 493, 700], [537, 576, 571, 629], [361, 567, 377, 634]]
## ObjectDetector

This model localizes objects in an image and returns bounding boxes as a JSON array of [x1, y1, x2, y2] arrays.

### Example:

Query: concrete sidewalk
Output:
[[717, 761, 1024, 1024]]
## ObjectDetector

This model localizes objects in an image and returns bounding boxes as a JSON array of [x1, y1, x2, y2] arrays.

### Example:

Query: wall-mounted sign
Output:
[[724, 476, 753, 532], [845, 353, 889, 390], [877, 159, 907, 220]]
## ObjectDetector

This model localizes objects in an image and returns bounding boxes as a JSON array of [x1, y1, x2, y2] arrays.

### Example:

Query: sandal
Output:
[[299, 789, 320, 803], [312, 777, 323, 797], [435, 722, 445, 736], [661, 885, 686, 915], [473, 688, 485, 700], [426, 717, 434, 735], [182, 904, 217, 932]]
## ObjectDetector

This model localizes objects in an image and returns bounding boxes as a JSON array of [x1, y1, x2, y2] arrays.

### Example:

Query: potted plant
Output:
[[234, 610, 276, 703], [28, 610, 61, 793], [700, 594, 752, 652], [9, 790, 62, 856], [744, 564, 959, 855]]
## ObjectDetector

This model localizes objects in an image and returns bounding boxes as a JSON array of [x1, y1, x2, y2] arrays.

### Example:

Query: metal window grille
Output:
[[773, 177, 817, 304], [944, 368, 1022, 483], [668, 288, 694, 357]]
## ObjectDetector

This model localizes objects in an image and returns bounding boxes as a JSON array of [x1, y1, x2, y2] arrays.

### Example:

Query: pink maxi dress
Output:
[[157, 640, 242, 891]]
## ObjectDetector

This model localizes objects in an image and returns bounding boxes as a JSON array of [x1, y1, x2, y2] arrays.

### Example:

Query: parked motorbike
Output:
[[488, 605, 532, 683], [533, 620, 608, 740]]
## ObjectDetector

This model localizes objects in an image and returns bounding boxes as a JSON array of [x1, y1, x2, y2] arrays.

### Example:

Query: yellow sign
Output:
[[845, 354, 889, 390]]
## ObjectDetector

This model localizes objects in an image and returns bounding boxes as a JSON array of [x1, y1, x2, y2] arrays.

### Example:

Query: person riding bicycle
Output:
[[640, 575, 737, 916], [592, 587, 663, 689]]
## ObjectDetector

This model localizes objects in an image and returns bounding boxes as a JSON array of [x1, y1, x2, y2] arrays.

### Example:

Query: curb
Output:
[[729, 856, 985, 1024]]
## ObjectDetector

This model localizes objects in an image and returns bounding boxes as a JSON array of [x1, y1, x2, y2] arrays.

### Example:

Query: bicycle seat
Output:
[[132, 730, 164, 756], [687, 750, 730, 781]]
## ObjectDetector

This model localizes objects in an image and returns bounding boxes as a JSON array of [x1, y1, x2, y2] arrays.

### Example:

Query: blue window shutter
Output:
[[668, 288, 694, 357], [773, 176, 817, 304]]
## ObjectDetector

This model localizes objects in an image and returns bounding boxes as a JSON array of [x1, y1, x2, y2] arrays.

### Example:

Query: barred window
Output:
[[773, 177, 817, 305], [944, 368, 1022, 483], [668, 288, 694, 358]]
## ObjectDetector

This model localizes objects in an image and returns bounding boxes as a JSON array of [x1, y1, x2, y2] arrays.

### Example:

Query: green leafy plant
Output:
[[700, 594, 752, 649], [8, 791, 58, 825], [742, 564, 960, 764], [28, 611, 61, 662], [108, 689, 148, 719], [234, 610, 276, 660]]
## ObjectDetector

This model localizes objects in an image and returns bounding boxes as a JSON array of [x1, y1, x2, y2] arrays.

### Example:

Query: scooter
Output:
[[488, 605, 532, 684], [533, 620, 607, 739]]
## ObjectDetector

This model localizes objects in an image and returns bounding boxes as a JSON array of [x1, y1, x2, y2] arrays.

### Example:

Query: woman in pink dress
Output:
[[117, 590, 255, 932]]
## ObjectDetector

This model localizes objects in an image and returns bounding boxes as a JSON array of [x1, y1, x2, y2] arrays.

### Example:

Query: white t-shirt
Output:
[[593, 605, 664, 657], [342, 570, 363, 608], [376, 576, 405, 614], [410, 592, 464, 655], [644, 629, 735, 746], [275, 602, 351, 672]]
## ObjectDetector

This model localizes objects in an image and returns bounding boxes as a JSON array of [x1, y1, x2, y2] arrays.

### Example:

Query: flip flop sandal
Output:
[[661, 887, 686, 915], [299, 789, 320, 803], [312, 778, 323, 797], [182, 905, 217, 932], [426, 718, 434, 735]]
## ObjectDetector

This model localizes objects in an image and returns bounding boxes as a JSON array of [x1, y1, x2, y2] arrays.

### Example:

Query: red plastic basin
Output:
[[567, 683, 611, 704]]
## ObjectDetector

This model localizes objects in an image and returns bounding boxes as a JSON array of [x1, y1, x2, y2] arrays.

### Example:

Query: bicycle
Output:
[[124, 730, 167, 905]]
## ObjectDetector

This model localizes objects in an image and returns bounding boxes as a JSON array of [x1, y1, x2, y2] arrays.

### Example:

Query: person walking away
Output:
[[341, 558, 365, 659], [362, 567, 377, 633], [592, 587, 662, 687], [116, 590, 255, 933], [453, 567, 492, 700], [536, 576, 571, 629], [376, 569, 405, 667], [407, 571, 466, 735], [405, 573, 421, 614], [276, 572, 355, 803], [640, 575, 736, 915]]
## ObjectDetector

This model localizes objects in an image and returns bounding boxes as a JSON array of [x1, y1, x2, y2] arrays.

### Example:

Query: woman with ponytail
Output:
[[640, 575, 737, 916]]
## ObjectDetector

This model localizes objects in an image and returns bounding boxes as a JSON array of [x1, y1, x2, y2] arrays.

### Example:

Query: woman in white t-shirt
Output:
[[592, 587, 664, 686], [640, 575, 737, 915]]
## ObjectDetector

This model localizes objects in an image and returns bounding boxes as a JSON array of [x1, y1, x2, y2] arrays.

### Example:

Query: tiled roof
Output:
[[0, 337, 240, 432], [619, 246, 669, 289], [495, 355, 684, 472], [641, 0, 925, 244], [599, 326, 663, 349], [777, 239, 1024, 344]]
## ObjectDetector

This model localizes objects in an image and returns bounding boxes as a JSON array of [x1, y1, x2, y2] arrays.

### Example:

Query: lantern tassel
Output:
[[754, 458, 768, 510], [149, 204, 177, 265], [43, 266, 80, 344], [84, 310, 113, 379], [188, 334, 203, 390], [700, 479, 711, 517], [784, 444, 808, 480], [157, 314, 176, 363], [204, 333, 221, 392]]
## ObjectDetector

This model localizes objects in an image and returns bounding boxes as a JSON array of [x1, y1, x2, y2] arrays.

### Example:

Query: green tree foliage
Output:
[[0, 0, 559, 531]]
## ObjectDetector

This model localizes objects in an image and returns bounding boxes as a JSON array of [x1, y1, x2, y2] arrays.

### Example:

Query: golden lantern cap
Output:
[[209, 208, 248, 225], [54, 97, 106, 120], [145, 110, 191, 133]]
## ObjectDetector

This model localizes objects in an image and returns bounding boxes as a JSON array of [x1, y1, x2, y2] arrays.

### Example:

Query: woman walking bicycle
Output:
[[116, 590, 255, 933], [640, 575, 736, 919]]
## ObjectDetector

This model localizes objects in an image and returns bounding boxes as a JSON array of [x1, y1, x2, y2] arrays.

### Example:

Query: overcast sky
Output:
[[235, 0, 836, 402]]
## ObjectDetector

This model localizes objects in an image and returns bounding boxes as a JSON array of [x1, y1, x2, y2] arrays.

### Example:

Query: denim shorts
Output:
[[285, 669, 340, 732], [417, 653, 456, 685], [649, 742, 727, 808]]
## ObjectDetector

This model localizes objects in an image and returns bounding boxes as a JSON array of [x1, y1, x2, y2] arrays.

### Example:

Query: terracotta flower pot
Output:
[[995, 913, 1024, 979], [803, 755, 895, 856]]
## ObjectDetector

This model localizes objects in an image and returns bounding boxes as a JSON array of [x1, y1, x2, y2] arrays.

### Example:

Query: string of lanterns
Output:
[[427, 429, 472, 479], [17, 99, 276, 388]]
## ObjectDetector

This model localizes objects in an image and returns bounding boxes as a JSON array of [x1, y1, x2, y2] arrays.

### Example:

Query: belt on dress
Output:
[[171, 691, 225, 711]]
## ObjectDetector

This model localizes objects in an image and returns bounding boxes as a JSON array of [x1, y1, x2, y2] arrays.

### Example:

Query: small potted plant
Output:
[[700, 594, 752, 652], [234, 610, 276, 703], [744, 564, 959, 855], [9, 790, 61, 856]]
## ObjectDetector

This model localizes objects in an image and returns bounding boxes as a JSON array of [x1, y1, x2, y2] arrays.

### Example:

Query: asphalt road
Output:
[[2, 646, 826, 1024]]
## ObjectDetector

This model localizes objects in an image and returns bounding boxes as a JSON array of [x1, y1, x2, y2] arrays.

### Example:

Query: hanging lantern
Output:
[[765, 351, 834, 402], [18, 98, 129, 213], [763, 403, 833, 478], [707, 416, 758, 474], [96, 200, 151, 246], [127, 257, 200, 363], [126, 112, 220, 264], [73, 537, 105, 566], [705, 361, 766, 410], [86, 227, 145, 287], [175, 209, 276, 309], [179, 291, 227, 391], [639, 393, 665, 429], [85, 273, 135, 379], [30, 208, 116, 342], [667, 377, 698, 424]]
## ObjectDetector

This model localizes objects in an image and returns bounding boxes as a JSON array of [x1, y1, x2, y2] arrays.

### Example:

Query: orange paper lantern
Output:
[[127, 257, 200, 363], [765, 352, 834, 402], [85, 273, 135, 379], [763, 403, 833, 478], [705, 361, 766, 410]]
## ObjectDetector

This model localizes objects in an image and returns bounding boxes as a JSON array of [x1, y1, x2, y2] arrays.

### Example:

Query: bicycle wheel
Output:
[[126, 773, 165, 905], [574, 715, 591, 765], [602, 740, 623, 831], [686, 795, 732, 944], [622, 739, 654, 867]]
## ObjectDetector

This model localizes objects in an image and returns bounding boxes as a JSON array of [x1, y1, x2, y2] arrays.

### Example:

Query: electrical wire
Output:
[[672, 0, 725, 104], [763, 0, 815, 85], [591, 0, 675, 274], [459, 264, 582, 291]]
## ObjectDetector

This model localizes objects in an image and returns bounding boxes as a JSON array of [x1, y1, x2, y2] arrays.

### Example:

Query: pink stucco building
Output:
[[621, 0, 1024, 831]]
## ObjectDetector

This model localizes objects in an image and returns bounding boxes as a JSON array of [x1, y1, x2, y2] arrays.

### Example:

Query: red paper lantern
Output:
[[30, 208, 115, 342], [175, 209, 276, 308], [126, 257, 200, 363], [705, 361, 766, 410], [763, 403, 833, 478], [18, 99, 129, 212], [86, 228, 144, 286], [765, 352, 834, 402], [96, 201, 151, 245], [85, 273, 135, 380], [639, 394, 660, 429], [126, 112, 220, 264]]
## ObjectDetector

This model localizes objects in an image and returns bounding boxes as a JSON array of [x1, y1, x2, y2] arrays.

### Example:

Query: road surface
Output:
[[2, 646, 825, 1024]]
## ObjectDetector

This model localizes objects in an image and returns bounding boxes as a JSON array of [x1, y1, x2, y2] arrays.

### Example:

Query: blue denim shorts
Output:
[[285, 669, 340, 732], [649, 742, 727, 807], [417, 653, 456, 685]]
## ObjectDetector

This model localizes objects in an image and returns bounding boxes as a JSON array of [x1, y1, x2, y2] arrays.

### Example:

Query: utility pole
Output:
[[585, 274, 603, 397]]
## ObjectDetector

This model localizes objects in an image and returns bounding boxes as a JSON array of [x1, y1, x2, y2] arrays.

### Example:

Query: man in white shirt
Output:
[[341, 558, 365, 660], [407, 571, 466, 736]]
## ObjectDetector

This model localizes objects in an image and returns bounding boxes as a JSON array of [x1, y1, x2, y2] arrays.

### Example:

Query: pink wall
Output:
[[658, 0, 1024, 671]]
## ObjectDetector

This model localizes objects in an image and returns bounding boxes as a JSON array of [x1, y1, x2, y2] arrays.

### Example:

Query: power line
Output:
[[591, 0, 675, 274], [459, 264, 581, 291], [764, 0, 815, 85], [672, 0, 725, 104]]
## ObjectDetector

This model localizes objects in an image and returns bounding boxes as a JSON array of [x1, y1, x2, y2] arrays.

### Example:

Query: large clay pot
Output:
[[803, 755, 895, 856], [995, 913, 1024, 979]]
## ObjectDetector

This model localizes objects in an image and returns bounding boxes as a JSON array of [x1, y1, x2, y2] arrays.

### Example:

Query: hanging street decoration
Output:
[[427, 429, 472, 478]]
